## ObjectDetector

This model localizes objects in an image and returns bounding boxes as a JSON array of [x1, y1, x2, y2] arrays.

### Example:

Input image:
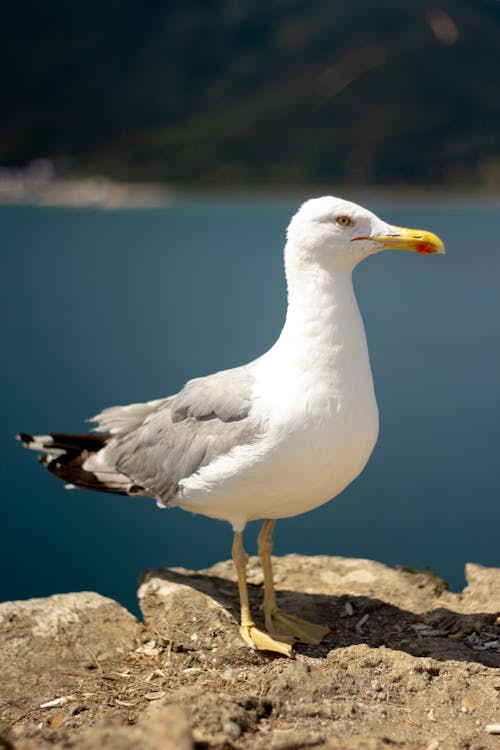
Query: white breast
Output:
[[177, 265, 379, 532]]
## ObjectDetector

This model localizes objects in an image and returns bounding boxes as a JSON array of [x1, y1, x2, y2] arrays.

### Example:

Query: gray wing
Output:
[[90, 365, 260, 505]]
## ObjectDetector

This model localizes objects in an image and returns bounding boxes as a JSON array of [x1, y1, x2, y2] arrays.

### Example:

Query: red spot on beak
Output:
[[416, 242, 434, 254]]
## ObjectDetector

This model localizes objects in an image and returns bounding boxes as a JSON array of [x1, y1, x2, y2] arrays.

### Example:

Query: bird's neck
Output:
[[254, 246, 376, 422], [277, 251, 366, 365]]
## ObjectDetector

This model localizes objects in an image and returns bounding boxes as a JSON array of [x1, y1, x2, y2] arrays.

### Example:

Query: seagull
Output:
[[18, 197, 444, 657]]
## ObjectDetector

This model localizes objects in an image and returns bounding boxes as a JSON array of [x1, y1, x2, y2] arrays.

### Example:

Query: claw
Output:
[[265, 609, 329, 645], [240, 624, 295, 657]]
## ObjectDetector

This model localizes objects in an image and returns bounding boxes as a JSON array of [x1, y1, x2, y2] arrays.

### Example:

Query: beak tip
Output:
[[427, 239, 446, 255], [375, 226, 446, 256], [419, 247, 445, 256]]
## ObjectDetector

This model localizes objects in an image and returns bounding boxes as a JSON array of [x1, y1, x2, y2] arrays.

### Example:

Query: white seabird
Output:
[[19, 196, 445, 656]]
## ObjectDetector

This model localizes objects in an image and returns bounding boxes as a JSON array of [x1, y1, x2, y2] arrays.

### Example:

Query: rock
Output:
[[0, 592, 138, 725], [68, 706, 192, 750], [137, 568, 239, 651], [322, 740, 405, 750], [1, 556, 499, 750], [144, 688, 271, 747], [8, 706, 193, 750], [453, 563, 500, 613], [141, 555, 500, 666], [137, 567, 264, 667]]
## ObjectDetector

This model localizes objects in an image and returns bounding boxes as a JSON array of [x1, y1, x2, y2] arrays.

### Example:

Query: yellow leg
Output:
[[232, 531, 293, 657], [258, 519, 329, 645]]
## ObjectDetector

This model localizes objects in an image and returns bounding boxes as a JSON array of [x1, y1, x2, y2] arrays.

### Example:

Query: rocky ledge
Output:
[[0, 556, 499, 750]]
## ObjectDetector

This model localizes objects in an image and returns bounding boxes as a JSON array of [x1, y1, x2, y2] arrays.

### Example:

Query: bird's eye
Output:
[[336, 215, 352, 227]]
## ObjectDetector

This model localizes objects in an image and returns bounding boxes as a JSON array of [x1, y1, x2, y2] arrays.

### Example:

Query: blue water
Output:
[[1, 197, 499, 615]]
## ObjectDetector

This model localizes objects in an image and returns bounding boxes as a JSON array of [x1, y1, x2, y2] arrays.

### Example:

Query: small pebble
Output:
[[355, 614, 369, 634], [40, 697, 67, 709], [50, 713, 64, 730], [223, 721, 242, 738]]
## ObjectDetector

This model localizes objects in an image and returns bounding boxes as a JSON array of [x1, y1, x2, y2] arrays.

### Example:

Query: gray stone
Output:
[[0, 592, 138, 723]]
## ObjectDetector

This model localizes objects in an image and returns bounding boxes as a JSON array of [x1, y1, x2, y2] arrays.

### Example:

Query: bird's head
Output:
[[286, 196, 445, 271]]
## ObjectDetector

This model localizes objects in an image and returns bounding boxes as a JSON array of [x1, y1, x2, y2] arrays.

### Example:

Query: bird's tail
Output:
[[17, 431, 135, 496]]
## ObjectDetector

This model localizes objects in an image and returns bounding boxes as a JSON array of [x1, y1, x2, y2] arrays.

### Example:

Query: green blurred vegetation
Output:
[[2, 0, 499, 187]]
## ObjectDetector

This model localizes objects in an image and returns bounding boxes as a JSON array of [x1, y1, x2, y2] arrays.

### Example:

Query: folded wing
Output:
[[81, 364, 259, 504]]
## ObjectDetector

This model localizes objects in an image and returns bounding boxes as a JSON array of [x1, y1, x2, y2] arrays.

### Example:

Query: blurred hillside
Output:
[[2, 0, 500, 188]]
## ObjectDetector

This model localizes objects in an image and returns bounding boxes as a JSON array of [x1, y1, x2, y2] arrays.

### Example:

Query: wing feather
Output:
[[84, 365, 259, 505]]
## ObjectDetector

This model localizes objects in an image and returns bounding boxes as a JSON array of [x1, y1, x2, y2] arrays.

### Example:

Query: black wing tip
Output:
[[17, 432, 34, 445], [16, 430, 142, 498]]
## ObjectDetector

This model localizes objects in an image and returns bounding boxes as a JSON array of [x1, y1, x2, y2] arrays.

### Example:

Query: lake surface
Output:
[[1, 196, 499, 615]]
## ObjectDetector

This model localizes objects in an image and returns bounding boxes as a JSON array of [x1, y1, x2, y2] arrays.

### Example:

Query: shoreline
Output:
[[1, 175, 499, 210]]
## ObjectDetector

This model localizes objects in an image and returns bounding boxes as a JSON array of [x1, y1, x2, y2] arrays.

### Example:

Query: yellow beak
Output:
[[372, 226, 445, 255]]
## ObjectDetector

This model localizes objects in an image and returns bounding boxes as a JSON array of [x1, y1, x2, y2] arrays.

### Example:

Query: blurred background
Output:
[[1, 0, 499, 615]]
